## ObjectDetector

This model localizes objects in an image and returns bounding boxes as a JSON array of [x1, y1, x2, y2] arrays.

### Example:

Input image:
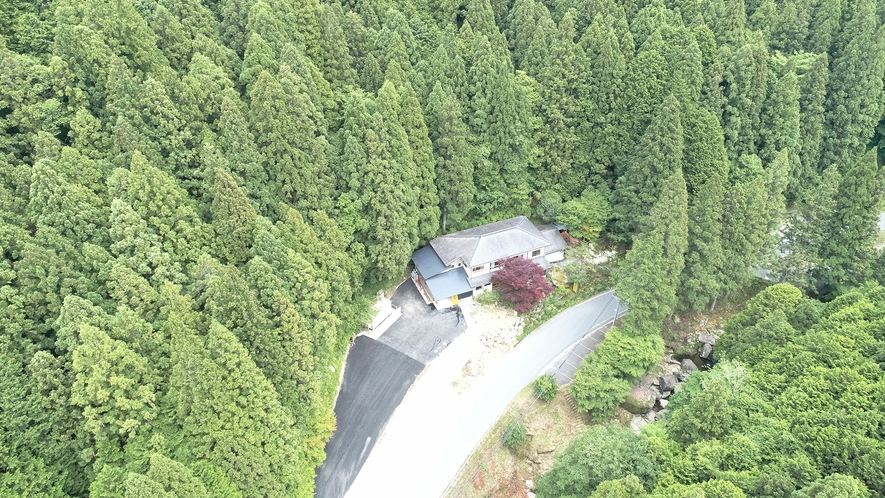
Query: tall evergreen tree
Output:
[[425, 82, 475, 230], [680, 174, 726, 310], [815, 148, 884, 291], [579, 18, 628, 184], [210, 169, 257, 265], [792, 52, 828, 201], [758, 62, 800, 167], [682, 105, 729, 196], [612, 95, 684, 239], [721, 35, 768, 167], [820, 0, 885, 170]]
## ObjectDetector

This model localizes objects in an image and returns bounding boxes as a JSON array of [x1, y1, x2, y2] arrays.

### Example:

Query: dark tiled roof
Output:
[[425, 268, 472, 301], [430, 216, 550, 267]]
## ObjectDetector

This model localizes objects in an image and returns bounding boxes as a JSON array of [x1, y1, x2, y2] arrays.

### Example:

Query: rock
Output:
[[681, 358, 698, 375], [621, 385, 658, 414], [699, 342, 713, 359], [651, 377, 660, 386], [630, 415, 648, 433], [530, 450, 539, 463], [642, 410, 656, 423], [658, 398, 669, 408], [698, 333, 717, 345], [526, 479, 536, 491], [659, 374, 679, 392], [655, 409, 669, 421], [527, 492, 536, 498]]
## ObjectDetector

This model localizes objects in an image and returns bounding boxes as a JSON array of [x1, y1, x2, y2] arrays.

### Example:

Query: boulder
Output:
[[681, 358, 698, 375], [659, 374, 679, 392], [658, 398, 669, 408], [526, 479, 536, 491], [698, 333, 717, 345], [655, 409, 669, 421], [621, 385, 658, 414], [699, 342, 713, 359], [630, 415, 648, 433], [642, 410, 656, 423]]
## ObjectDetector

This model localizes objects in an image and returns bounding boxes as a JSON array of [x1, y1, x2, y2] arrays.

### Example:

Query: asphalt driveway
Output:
[[377, 282, 467, 364], [314, 281, 467, 498]]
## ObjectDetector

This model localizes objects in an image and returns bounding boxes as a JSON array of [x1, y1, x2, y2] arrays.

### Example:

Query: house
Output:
[[411, 216, 568, 309]]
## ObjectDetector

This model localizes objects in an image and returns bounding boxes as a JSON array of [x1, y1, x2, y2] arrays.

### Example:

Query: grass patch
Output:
[[444, 386, 590, 498]]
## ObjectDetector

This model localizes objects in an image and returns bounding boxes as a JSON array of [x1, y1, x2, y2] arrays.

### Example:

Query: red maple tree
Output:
[[490, 257, 554, 312]]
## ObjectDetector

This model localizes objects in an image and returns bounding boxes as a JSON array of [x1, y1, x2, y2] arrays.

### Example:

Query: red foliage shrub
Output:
[[491, 257, 554, 312]]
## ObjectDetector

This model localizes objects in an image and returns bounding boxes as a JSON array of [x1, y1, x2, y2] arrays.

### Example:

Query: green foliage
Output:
[[537, 424, 657, 497], [2, 0, 884, 493], [503, 419, 527, 449], [558, 188, 612, 240], [533, 373, 559, 402]]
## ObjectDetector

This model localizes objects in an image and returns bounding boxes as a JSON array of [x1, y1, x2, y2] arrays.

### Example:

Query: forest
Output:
[[0, 0, 883, 495]]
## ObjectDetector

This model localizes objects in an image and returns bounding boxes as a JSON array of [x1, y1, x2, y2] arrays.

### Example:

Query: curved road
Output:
[[346, 290, 624, 498]]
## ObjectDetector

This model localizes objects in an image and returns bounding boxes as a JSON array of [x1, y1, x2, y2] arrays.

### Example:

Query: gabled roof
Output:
[[430, 216, 551, 267], [425, 267, 472, 301]]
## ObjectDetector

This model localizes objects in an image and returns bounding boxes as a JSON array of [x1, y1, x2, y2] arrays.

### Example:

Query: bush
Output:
[[503, 419, 527, 449], [475, 289, 500, 307], [533, 373, 559, 402]]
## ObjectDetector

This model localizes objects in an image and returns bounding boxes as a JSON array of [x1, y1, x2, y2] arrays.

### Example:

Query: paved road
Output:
[[314, 336, 424, 498], [315, 282, 467, 498], [346, 290, 624, 498]]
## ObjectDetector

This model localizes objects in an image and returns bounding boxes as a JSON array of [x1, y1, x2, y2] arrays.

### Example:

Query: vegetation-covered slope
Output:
[[540, 283, 885, 497], [1, 0, 883, 495]]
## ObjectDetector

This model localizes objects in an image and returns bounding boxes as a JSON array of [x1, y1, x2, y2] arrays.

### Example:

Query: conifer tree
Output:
[[622, 31, 670, 149], [239, 33, 277, 93], [682, 105, 729, 196], [758, 63, 800, 167], [680, 175, 726, 310], [248, 70, 332, 214], [721, 35, 768, 166], [426, 82, 475, 231], [168, 319, 305, 498], [820, 0, 885, 170], [396, 81, 440, 242], [318, 4, 358, 90], [28, 158, 107, 245], [792, 53, 828, 201], [779, 166, 841, 288], [579, 18, 628, 184], [217, 96, 267, 210], [815, 148, 884, 291], [358, 114, 419, 280], [612, 95, 684, 239], [616, 230, 672, 334], [71, 324, 156, 464], [210, 169, 257, 265]]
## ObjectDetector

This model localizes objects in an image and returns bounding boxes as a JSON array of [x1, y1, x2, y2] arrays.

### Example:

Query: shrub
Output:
[[503, 419, 527, 449], [474, 289, 500, 307], [533, 373, 559, 402]]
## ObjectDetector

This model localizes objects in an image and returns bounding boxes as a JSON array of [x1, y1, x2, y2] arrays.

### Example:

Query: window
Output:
[[492, 260, 501, 268], [472, 265, 485, 272], [531, 249, 541, 257]]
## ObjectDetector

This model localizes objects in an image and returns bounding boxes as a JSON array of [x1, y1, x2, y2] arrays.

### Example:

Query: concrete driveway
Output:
[[314, 282, 467, 498], [345, 289, 624, 498]]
